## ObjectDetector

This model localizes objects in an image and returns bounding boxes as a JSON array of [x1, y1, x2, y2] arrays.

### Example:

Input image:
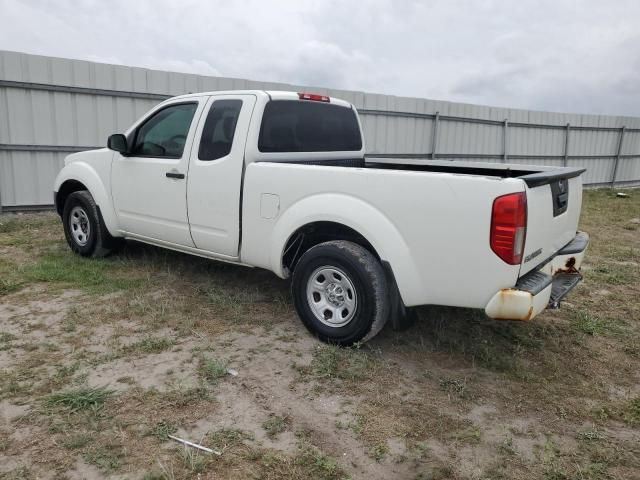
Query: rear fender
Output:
[[269, 193, 422, 305]]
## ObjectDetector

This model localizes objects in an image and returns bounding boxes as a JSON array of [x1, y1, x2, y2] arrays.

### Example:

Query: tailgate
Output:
[[520, 170, 584, 275]]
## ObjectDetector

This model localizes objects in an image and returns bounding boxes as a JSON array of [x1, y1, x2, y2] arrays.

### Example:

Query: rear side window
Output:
[[258, 101, 362, 152], [198, 100, 243, 161]]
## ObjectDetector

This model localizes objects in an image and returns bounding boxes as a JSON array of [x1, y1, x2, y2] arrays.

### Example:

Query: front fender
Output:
[[269, 193, 423, 305], [54, 161, 119, 236]]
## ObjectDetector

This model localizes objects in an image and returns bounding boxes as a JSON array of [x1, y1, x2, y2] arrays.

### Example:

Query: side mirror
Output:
[[107, 134, 128, 154]]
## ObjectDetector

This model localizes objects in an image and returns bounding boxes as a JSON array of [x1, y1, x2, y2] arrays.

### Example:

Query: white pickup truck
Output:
[[54, 90, 589, 345]]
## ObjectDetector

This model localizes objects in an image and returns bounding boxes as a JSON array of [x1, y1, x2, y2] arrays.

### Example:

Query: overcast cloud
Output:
[[1, 0, 640, 116]]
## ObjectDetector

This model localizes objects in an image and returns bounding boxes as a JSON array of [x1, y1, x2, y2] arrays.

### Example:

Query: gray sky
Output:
[[2, 0, 640, 116]]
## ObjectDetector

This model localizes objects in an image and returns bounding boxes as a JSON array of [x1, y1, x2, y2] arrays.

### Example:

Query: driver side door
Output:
[[111, 98, 206, 246]]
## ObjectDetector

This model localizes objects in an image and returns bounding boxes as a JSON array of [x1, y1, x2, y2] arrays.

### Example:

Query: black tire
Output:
[[62, 190, 118, 258], [291, 240, 389, 345]]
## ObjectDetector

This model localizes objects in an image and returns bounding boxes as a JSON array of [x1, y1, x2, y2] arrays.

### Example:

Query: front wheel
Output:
[[62, 190, 118, 257], [291, 240, 389, 345]]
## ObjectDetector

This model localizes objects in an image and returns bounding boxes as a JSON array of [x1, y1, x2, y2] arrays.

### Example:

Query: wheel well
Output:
[[55, 180, 87, 216], [282, 221, 379, 274]]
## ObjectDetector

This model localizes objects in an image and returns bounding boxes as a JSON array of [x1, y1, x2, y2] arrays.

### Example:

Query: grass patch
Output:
[[208, 428, 253, 451], [45, 386, 113, 413], [158, 386, 210, 407], [454, 425, 482, 445], [199, 357, 227, 385], [0, 216, 22, 233], [83, 443, 124, 472], [63, 433, 93, 450], [439, 376, 471, 399], [54, 363, 79, 380], [367, 442, 389, 462], [0, 332, 17, 351], [178, 443, 207, 473], [589, 264, 636, 286], [570, 310, 620, 336], [262, 414, 290, 438], [577, 429, 605, 442], [294, 441, 344, 479], [308, 344, 376, 382], [147, 420, 178, 440], [126, 336, 174, 354], [623, 397, 640, 426], [25, 252, 144, 294], [0, 277, 23, 295]]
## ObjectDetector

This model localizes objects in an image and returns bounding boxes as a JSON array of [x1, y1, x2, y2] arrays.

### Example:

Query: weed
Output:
[[577, 429, 605, 441], [142, 472, 167, 480], [54, 363, 79, 380], [63, 433, 92, 450], [454, 425, 481, 444], [126, 336, 174, 354], [499, 436, 517, 456], [199, 357, 227, 385], [542, 439, 567, 480], [624, 397, 640, 425], [1, 467, 32, 480], [148, 420, 178, 440], [571, 310, 619, 336], [439, 376, 469, 399], [83, 443, 124, 471], [160, 386, 209, 407], [0, 277, 22, 295], [295, 443, 343, 479], [179, 445, 206, 473], [262, 414, 290, 438], [368, 442, 389, 462], [208, 428, 253, 449], [310, 344, 375, 382], [0, 332, 17, 351], [45, 386, 113, 413]]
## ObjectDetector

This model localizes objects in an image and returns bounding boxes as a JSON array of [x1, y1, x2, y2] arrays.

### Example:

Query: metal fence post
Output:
[[431, 111, 439, 160], [563, 123, 570, 167], [611, 126, 626, 187], [503, 119, 509, 162]]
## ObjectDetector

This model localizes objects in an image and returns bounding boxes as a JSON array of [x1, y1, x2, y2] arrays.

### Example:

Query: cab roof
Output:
[[171, 90, 353, 109]]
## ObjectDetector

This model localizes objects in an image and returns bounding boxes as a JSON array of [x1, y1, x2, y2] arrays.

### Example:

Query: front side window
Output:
[[258, 100, 362, 153], [132, 103, 197, 158], [198, 100, 243, 161]]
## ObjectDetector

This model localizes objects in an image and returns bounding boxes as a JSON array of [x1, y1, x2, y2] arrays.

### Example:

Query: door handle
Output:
[[166, 171, 185, 179]]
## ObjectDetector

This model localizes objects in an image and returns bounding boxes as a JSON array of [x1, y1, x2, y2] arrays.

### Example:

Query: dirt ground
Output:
[[1, 188, 639, 480]]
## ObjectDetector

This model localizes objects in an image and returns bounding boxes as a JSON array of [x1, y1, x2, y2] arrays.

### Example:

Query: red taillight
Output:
[[298, 92, 330, 102], [490, 192, 527, 265]]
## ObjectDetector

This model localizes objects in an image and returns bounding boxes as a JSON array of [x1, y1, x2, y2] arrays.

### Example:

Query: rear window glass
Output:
[[258, 100, 362, 152]]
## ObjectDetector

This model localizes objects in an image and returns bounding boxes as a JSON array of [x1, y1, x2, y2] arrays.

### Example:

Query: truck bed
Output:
[[365, 158, 586, 187], [268, 157, 586, 188]]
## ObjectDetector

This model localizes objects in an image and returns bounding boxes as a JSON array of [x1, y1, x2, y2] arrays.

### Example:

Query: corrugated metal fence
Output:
[[1, 50, 639, 211]]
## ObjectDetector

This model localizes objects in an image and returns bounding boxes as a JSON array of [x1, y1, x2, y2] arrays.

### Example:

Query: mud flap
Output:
[[381, 261, 417, 330]]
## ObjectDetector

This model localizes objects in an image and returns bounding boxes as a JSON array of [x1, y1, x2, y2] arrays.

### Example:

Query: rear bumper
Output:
[[485, 231, 589, 321]]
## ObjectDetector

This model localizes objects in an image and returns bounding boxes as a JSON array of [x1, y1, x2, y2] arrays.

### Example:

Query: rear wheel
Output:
[[62, 190, 118, 257], [291, 240, 389, 345]]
